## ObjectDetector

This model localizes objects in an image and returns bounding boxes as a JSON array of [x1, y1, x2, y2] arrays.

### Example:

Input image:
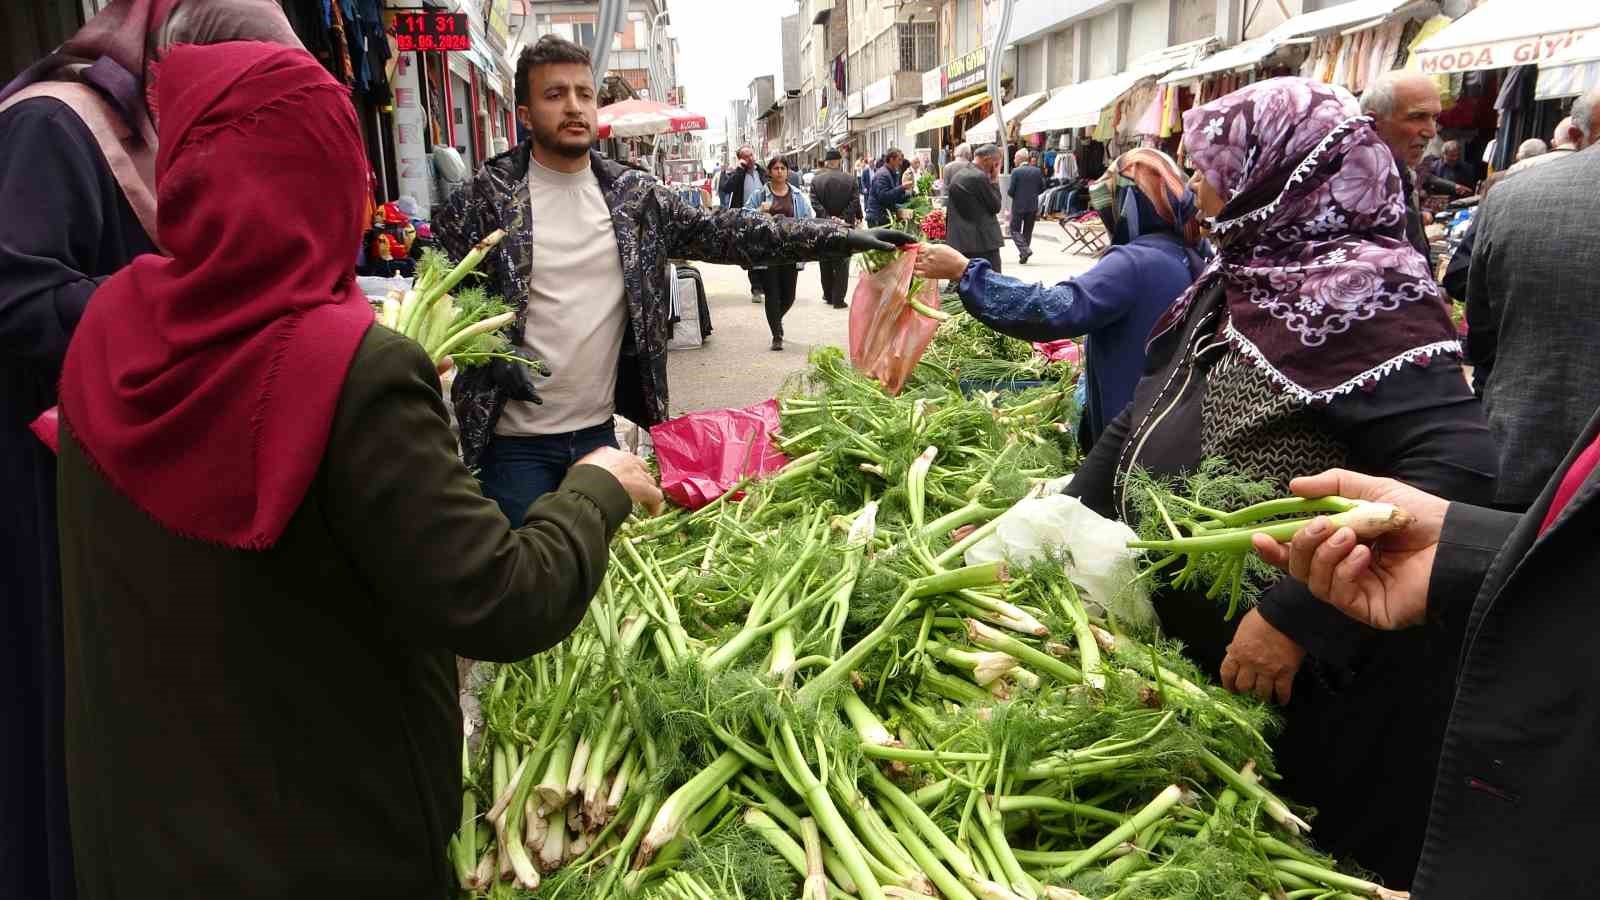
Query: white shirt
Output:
[[495, 157, 627, 436]]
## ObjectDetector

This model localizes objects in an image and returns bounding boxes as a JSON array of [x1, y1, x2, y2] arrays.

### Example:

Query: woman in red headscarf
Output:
[[54, 39, 661, 898], [0, 4, 298, 898]]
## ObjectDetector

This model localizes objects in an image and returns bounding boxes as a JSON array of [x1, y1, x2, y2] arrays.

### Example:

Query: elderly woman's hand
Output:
[[913, 243, 970, 281]]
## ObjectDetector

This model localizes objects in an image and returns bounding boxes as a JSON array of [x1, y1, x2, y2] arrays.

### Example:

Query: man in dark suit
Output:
[[1466, 87, 1600, 510], [718, 145, 769, 302], [945, 143, 1004, 274], [809, 149, 862, 308], [1251, 395, 1600, 897], [1006, 148, 1046, 264]]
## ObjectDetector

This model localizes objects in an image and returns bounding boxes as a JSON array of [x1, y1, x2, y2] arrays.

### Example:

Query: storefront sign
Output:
[[847, 91, 864, 117], [922, 68, 943, 104], [395, 12, 471, 52], [941, 47, 988, 97], [389, 54, 434, 207], [864, 76, 893, 112], [1419, 29, 1594, 75]]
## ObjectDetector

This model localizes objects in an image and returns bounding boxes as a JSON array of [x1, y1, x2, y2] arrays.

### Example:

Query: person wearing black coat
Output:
[[944, 145, 1004, 273], [809, 149, 861, 308], [865, 148, 912, 226], [718, 145, 770, 301], [1006, 149, 1046, 264], [1253, 398, 1600, 897]]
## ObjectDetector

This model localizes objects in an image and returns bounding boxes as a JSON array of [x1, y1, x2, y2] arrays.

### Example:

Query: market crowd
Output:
[[3, 0, 1600, 898]]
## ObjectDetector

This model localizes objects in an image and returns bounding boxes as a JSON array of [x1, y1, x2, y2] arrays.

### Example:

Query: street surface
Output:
[[667, 228, 1098, 414]]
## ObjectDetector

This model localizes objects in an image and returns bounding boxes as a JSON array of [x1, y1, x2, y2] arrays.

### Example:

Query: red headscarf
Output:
[[60, 41, 375, 550]]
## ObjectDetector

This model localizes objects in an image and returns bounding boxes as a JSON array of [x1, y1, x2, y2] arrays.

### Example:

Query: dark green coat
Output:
[[56, 325, 631, 899]]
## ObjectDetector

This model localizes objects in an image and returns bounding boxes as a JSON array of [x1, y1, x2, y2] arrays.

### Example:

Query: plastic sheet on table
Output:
[[649, 399, 788, 510]]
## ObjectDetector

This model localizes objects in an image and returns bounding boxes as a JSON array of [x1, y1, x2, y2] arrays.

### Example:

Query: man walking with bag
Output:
[[809, 149, 861, 309]]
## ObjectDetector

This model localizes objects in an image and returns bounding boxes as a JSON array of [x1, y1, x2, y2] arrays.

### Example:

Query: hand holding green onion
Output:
[[1250, 468, 1445, 631]]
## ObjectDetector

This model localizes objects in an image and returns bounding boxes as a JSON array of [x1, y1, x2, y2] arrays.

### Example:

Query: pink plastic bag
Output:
[[30, 405, 59, 453], [1033, 339, 1081, 364], [847, 244, 943, 395], [649, 399, 789, 510]]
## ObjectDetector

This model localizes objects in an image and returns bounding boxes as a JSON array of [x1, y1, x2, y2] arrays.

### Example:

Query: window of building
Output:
[[577, 21, 597, 50], [898, 22, 938, 73], [955, 0, 975, 55]]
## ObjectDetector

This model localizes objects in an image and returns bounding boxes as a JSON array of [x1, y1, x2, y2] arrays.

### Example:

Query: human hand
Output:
[[576, 447, 664, 516], [760, 201, 773, 213], [913, 243, 970, 280], [1250, 469, 1447, 631], [1456, 185, 1473, 198], [1221, 609, 1305, 704], [843, 228, 918, 253], [489, 347, 548, 404], [898, 208, 914, 222]]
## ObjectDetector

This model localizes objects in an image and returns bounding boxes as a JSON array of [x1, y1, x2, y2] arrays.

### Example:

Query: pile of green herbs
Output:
[[451, 349, 1402, 900]]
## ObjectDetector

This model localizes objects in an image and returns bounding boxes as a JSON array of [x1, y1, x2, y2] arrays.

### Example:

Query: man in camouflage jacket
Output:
[[433, 36, 909, 515]]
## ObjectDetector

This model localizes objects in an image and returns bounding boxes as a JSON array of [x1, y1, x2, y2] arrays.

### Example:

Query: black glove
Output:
[[490, 347, 548, 404], [842, 228, 918, 253]]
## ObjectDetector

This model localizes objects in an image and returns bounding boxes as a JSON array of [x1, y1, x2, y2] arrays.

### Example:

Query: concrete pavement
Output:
[[665, 227, 1098, 414]]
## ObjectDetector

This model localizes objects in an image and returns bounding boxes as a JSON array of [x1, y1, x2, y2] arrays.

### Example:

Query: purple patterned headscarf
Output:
[[1154, 77, 1459, 404]]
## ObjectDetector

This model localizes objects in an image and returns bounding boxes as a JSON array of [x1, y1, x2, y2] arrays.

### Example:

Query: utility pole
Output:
[[988, 0, 1015, 175]]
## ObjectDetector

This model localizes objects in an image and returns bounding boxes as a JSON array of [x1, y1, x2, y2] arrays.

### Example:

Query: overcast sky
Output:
[[669, 0, 799, 139]]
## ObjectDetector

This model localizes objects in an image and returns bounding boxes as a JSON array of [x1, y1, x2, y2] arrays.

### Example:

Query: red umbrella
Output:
[[596, 99, 708, 139]]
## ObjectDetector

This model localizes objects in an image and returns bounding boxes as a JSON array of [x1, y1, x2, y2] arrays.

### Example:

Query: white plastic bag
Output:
[[965, 494, 1155, 628]]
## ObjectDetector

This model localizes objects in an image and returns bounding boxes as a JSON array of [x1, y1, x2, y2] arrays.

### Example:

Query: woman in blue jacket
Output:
[[915, 149, 1205, 450], [745, 157, 816, 351]]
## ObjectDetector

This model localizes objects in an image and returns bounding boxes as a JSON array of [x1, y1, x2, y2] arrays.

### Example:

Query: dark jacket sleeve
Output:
[[957, 248, 1138, 342], [322, 327, 632, 662], [658, 181, 851, 265], [0, 101, 125, 366], [430, 177, 482, 263], [1429, 502, 1521, 657], [872, 169, 911, 209], [1254, 360, 1499, 667]]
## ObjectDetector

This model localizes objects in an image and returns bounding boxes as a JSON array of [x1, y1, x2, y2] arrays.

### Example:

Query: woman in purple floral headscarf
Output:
[[1067, 77, 1498, 887]]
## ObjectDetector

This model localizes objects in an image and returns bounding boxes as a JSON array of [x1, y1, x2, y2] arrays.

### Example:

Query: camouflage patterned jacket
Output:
[[434, 146, 854, 468]]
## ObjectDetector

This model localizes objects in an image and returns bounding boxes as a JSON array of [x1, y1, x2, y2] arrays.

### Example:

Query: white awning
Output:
[[1537, 41, 1600, 99], [1414, 0, 1600, 76], [903, 91, 991, 135], [964, 90, 1052, 144], [1267, 0, 1435, 42], [1159, 38, 1279, 84], [1020, 72, 1144, 134]]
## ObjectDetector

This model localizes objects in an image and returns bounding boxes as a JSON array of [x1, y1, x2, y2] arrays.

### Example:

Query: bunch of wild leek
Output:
[[375, 229, 538, 369], [1125, 462, 1415, 619], [448, 350, 1406, 900]]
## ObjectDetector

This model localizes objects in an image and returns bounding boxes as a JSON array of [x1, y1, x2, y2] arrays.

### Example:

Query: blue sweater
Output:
[[957, 232, 1197, 442]]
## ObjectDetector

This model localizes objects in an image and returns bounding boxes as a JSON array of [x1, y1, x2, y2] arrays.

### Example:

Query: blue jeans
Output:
[[477, 420, 619, 523]]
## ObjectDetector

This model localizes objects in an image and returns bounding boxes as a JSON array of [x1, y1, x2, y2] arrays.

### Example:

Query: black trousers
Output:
[[1009, 212, 1036, 256], [762, 265, 799, 338], [747, 267, 764, 296], [818, 256, 851, 306]]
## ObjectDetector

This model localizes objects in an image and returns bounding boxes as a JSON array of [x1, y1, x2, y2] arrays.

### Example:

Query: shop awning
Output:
[[1537, 42, 1600, 100], [964, 90, 1052, 144], [903, 91, 991, 135], [1019, 72, 1143, 134], [1268, 0, 1435, 42], [1159, 38, 1279, 84], [1413, 0, 1600, 76]]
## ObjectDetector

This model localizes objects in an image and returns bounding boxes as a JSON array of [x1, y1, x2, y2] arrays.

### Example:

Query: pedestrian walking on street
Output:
[[435, 35, 910, 519], [50, 39, 666, 900], [746, 157, 816, 349], [943, 143, 1005, 274], [718, 145, 769, 302], [866, 147, 912, 226], [1007, 147, 1045, 264], [0, 3, 303, 897], [941, 141, 973, 188], [809, 149, 861, 309]]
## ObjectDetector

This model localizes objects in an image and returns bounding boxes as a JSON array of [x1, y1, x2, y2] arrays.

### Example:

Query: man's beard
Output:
[[532, 119, 593, 159]]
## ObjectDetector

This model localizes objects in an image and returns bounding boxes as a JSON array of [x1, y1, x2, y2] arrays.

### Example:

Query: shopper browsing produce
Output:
[[434, 34, 910, 522], [1063, 77, 1497, 885], [51, 41, 660, 900]]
